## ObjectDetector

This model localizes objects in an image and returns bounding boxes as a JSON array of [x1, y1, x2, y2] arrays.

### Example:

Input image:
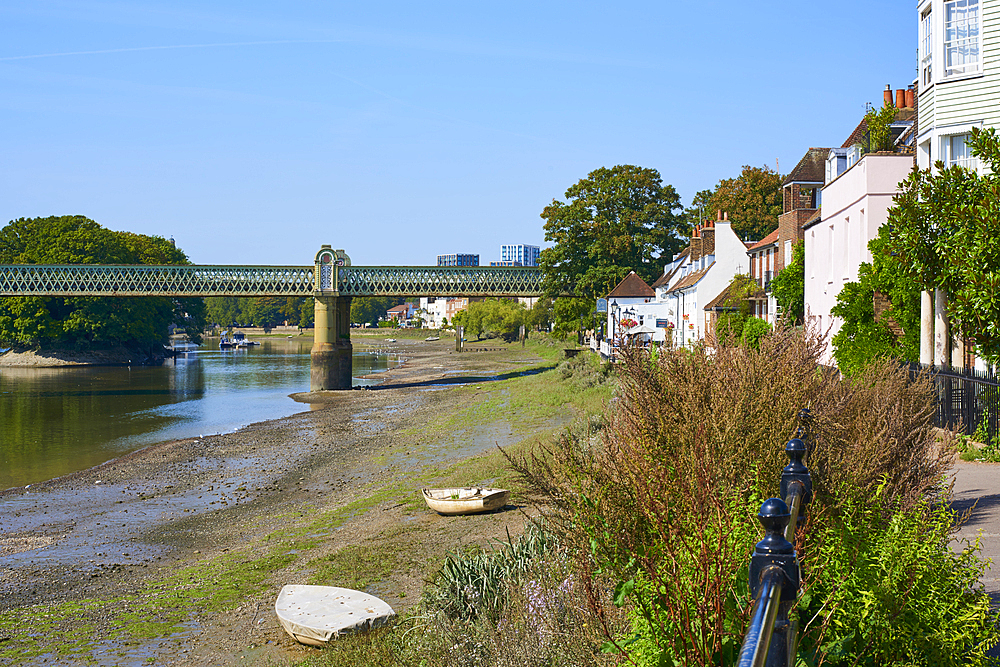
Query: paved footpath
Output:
[[951, 461, 1000, 603]]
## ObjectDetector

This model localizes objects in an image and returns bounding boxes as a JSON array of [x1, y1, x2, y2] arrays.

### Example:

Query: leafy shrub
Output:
[[797, 487, 998, 666], [555, 353, 614, 389], [423, 524, 556, 622], [739, 317, 771, 349], [512, 325, 996, 666]]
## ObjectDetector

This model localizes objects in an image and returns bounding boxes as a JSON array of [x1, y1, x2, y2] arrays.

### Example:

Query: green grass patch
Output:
[[418, 359, 612, 439], [0, 482, 412, 664], [307, 524, 419, 590]]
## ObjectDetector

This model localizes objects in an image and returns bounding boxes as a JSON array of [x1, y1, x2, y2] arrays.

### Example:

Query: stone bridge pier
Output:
[[310, 246, 353, 391]]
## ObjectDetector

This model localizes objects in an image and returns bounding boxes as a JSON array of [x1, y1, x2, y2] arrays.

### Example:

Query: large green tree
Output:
[[452, 298, 528, 341], [539, 165, 685, 332], [680, 188, 716, 229], [0, 215, 205, 350], [883, 127, 1000, 362], [351, 297, 403, 327], [708, 165, 783, 241]]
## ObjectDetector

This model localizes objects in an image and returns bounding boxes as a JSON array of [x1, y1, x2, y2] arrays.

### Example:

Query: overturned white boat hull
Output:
[[275, 585, 395, 646]]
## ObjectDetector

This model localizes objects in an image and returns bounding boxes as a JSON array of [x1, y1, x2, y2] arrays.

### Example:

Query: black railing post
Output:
[[740, 410, 812, 667], [780, 412, 812, 541], [739, 498, 800, 667]]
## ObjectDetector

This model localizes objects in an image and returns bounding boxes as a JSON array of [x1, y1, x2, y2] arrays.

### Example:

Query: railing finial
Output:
[[756, 498, 793, 556]]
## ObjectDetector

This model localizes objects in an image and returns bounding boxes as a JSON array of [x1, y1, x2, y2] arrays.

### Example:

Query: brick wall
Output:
[[775, 208, 816, 272], [701, 228, 715, 256], [783, 183, 820, 214]]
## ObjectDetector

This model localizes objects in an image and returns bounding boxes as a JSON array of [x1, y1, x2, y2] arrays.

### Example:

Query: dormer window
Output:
[[826, 149, 848, 184], [846, 144, 864, 169]]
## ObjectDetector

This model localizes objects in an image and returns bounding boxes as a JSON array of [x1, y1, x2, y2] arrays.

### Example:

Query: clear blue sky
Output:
[[1, 1, 916, 266]]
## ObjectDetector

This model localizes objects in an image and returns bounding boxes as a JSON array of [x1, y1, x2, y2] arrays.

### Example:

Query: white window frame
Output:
[[942, 133, 977, 170], [943, 0, 980, 78], [938, 122, 983, 171], [921, 6, 933, 86], [846, 144, 864, 169]]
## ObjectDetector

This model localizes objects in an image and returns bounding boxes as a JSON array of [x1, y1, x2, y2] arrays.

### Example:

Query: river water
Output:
[[0, 339, 400, 490]]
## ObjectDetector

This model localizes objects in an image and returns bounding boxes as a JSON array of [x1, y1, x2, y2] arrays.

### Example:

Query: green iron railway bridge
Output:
[[0, 246, 545, 390]]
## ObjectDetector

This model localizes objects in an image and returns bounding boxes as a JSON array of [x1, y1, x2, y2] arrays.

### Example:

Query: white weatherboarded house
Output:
[[916, 0, 1000, 369], [917, 0, 998, 174]]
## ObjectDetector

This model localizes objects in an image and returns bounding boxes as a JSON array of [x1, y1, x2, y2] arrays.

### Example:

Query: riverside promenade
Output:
[[952, 462, 1000, 603]]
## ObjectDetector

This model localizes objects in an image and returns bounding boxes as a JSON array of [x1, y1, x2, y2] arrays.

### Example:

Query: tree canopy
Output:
[[707, 165, 783, 241], [883, 127, 1000, 362], [351, 297, 403, 327], [0, 215, 205, 350], [831, 229, 921, 375], [681, 188, 716, 229], [538, 165, 684, 332], [452, 298, 528, 341], [205, 296, 313, 329]]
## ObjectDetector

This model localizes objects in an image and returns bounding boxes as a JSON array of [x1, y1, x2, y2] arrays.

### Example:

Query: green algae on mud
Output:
[[0, 487, 410, 664], [0, 338, 614, 665]]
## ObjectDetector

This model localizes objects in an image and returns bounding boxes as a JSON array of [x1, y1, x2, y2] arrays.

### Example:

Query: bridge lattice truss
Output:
[[0, 264, 544, 297], [337, 266, 543, 297]]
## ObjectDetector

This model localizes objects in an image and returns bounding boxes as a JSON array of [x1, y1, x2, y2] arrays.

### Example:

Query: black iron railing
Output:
[[909, 362, 1000, 444], [738, 410, 813, 667]]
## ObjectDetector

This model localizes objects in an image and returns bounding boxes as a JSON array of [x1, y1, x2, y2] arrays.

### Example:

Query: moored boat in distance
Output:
[[234, 332, 259, 347], [422, 487, 510, 515]]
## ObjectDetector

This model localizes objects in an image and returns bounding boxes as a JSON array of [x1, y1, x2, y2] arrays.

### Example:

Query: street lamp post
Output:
[[610, 300, 619, 342]]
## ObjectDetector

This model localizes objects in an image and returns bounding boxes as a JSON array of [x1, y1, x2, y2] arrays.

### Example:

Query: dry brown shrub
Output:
[[509, 324, 952, 665]]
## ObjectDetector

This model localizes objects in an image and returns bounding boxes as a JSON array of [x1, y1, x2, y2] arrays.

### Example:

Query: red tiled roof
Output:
[[607, 271, 655, 298], [748, 230, 779, 251]]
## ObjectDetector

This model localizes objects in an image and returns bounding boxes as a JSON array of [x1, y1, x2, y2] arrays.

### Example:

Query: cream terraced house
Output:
[[917, 0, 998, 172]]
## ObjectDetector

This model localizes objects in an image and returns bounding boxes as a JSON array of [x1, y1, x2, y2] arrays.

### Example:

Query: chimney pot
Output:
[[895, 89, 905, 109], [883, 84, 892, 107], [717, 209, 723, 221], [905, 88, 914, 108], [724, 212, 729, 222]]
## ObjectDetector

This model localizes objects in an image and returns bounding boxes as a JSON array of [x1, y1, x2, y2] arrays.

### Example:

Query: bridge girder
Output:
[[0, 264, 545, 298]]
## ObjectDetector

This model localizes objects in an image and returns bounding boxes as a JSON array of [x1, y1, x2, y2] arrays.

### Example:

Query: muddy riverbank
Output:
[[0, 336, 592, 666]]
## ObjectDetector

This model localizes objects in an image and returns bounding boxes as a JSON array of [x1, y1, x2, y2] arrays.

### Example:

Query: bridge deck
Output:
[[0, 264, 544, 297]]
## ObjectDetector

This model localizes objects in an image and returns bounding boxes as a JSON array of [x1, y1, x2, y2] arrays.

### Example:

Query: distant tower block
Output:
[[499, 244, 540, 267]]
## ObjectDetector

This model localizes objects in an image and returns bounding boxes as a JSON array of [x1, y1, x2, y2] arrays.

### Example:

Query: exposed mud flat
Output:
[[0, 337, 562, 666]]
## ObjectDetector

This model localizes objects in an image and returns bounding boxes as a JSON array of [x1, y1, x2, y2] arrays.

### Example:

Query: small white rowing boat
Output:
[[422, 487, 510, 515], [424, 336, 440, 341], [275, 585, 395, 646]]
